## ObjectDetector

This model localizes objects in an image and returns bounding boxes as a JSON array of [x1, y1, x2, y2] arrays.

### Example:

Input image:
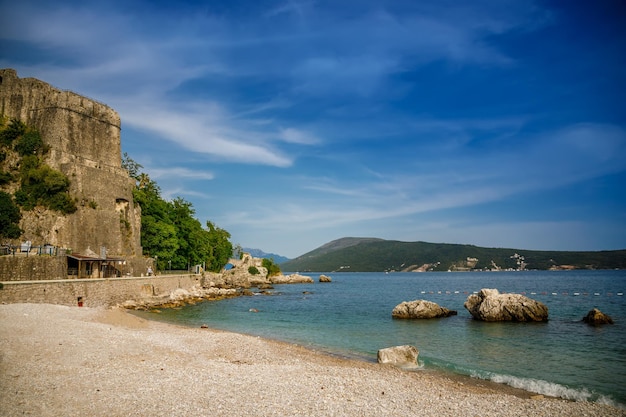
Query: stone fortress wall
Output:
[[0, 69, 142, 259]]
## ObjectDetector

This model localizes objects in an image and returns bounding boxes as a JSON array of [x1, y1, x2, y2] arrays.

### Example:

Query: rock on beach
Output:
[[377, 345, 419, 368]]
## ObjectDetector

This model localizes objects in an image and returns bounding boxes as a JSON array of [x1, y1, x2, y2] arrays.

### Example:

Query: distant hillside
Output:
[[243, 248, 290, 264], [280, 237, 626, 272]]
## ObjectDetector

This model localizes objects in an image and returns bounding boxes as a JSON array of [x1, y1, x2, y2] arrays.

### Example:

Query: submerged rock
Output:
[[464, 288, 548, 322], [583, 308, 614, 325], [377, 345, 419, 368], [392, 300, 457, 319]]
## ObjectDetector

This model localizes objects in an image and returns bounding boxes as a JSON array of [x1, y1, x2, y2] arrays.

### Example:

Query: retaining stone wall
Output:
[[0, 255, 149, 281], [0, 255, 66, 281], [0, 274, 201, 307]]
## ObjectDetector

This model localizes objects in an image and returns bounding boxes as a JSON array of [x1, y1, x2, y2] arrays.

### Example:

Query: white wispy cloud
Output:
[[0, 0, 541, 168], [265, 0, 314, 18], [117, 98, 296, 167], [221, 122, 626, 238], [160, 187, 212, 202], [278, 128, 320, 144], [147, 167, 215, 181]]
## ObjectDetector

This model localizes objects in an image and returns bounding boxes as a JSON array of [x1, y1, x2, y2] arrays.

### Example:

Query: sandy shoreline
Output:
[[1, 303, 623, 416]]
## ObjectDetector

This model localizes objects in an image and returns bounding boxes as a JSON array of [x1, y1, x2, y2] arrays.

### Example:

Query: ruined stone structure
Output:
[[221, 253, 314, 287], [0, 68, 142, 263]]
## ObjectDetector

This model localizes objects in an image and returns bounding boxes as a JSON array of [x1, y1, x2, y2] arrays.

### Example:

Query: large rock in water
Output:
[[319, 274, 332, 282], [464, 288, 548, 322], [392, 300, 457, 319], [269, 273, 314, 284], [377, 345, 419, 368], [583, 308, 614, 325]]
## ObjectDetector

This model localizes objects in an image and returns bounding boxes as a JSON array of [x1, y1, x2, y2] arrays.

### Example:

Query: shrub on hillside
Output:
[[262, 258, 281, 277], [0, 119, 26, 146], [14, 130, 46, 156], [0, 191, 22, 239], [16, 156, 77, 214], [0, 170, 12, 185]]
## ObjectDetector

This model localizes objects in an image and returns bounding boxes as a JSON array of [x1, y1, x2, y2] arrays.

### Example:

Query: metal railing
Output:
[[1, 243, 63, 256], [154, 269, 193, 276]]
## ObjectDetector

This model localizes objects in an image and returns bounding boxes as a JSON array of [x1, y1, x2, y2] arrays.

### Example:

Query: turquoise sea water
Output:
[[138, 270, 626, 407]]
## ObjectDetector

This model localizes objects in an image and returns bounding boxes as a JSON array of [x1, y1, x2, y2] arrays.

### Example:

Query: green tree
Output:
[[141, 216, 179, 270], [132, 174, 179, 269], [168, 199, 234, 272], [121, 152, 143, 179], [206, 221, 233, 272], [168, 197, 211, 269], [262, 258, 282, 277], [124, 152, 234, 272], [0, 191, 22, 239]]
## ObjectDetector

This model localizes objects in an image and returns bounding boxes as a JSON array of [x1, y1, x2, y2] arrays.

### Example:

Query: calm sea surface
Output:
[[137, 270, 626, 407]]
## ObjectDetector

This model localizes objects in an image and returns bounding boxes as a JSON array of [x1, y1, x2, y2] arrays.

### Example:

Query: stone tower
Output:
[[0, 68, 142, 258]]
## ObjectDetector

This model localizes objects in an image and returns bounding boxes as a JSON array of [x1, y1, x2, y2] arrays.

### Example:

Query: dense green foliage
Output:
[[0, 118, 77, 223], [248, 266, 260, 275], [15, 156, 76, 213], [14, 130, 47, 156], [205, 221, 233, 272], [281, 237, 626, 272], [123, 153, 233, 272], [0, 170, 12, 185], [0, 191, 22, 239], [0, 118, 26, 146], [262, 257, 282, 277]]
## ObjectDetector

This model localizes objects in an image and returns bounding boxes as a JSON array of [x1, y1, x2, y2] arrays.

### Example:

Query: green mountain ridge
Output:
[[280, 237, 626, 272]]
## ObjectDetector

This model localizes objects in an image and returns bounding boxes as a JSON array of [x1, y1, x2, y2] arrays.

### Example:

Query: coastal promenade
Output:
[[1, 303, 623, 417]]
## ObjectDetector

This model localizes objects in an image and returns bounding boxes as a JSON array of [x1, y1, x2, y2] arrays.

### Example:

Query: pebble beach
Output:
[[1, 303, 624, 417]]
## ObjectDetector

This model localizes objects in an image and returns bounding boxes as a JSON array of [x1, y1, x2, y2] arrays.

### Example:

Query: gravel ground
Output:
[[1, 303, 624, 417]]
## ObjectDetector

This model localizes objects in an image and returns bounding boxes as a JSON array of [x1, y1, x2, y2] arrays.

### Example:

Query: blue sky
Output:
[[1, 0, 625, 258]]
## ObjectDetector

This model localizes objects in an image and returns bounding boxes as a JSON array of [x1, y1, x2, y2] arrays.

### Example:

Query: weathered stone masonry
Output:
[[0, 254, 147, 281], [0, 68, 142, 259], [0, 274, 202, 307]]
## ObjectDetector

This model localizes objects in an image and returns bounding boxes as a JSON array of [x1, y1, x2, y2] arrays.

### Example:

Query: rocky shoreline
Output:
[[119, 285, 241, 310], [118, 273, 315, 311], [120, 254, 315, 310], [1, 303, 624, 417]]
